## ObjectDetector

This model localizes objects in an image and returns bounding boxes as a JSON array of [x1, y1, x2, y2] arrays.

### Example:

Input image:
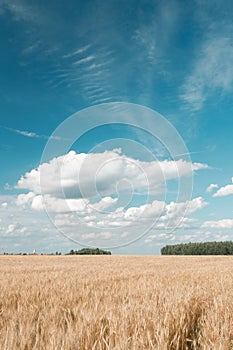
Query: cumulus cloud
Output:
[[206, 183, 218, 193], [16, 193, 117, 214], [202, 219, 233, 229], [16, 192, 35, 207], [160, 196, 207, 227], [124, 200, 165, 220], [30, 195, 89, 213], [84, 196, 207, 229], [14, 150, 209, 247], [16, 150, 208, 200], [213, 178, 233, 197], [91, 196, 118, 211], [49, 195, 207, 248]]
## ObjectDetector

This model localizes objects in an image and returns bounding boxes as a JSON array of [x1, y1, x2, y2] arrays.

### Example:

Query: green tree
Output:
[[161, 241, 233, 255], [67, 248, 111, 255]]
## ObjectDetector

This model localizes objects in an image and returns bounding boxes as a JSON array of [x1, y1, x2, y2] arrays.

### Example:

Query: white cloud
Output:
[[13, 150, 209, 247], [206, 183, 218, 193], [16, 150, 208, 199], [213, 184, 233, 197], [2, 190, 208, 249], [1, 202, 8, 208], [160, 196, 207, 227], [181, 36, 233, 110], [31, 195, 88, 213], [6, 223, 27, 235], [145, 232, 174, 244], [202, 219, 233, 229], [124, 200, 165, 220], [16, 193, 116, 215], [16, 192, 35, 207], [49, 196, 207, 248], [161, 196, 207, 227], [85, 196, 207, 229], [6, 224, 16, 234], [91, 196, 118, 211], [213, 178, 233, 197]]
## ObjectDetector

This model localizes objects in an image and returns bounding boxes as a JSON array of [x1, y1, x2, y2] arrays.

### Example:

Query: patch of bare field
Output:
[[0, 255, 233, 349]]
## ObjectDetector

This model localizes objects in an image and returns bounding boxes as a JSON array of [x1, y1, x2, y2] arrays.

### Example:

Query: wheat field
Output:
[[0, 255, 232, 349]]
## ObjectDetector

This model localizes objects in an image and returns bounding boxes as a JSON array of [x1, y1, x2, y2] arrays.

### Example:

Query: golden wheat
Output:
[[0, 255, 232, 349]]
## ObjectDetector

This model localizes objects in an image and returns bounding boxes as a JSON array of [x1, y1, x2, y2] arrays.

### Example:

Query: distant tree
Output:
[[161, 241, 233, 255], [67, 248, 111, 255]]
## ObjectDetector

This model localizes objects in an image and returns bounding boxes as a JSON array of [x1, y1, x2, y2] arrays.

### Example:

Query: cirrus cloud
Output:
[[181, 36, 233, 111]]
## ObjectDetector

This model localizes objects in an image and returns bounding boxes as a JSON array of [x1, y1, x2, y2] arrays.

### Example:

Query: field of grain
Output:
[[0, 255, 232, 349]]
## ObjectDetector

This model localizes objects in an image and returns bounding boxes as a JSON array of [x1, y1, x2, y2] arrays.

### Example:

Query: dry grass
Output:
[[0, 255, 233, 349]]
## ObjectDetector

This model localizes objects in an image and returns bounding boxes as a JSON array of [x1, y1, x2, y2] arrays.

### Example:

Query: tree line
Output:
[[161, 241, 233, 255], [2, 248, 111, 256], [67, 248, 111, 255]]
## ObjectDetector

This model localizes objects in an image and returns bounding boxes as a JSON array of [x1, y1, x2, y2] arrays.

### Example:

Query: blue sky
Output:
[[0, 0, 233, 254]]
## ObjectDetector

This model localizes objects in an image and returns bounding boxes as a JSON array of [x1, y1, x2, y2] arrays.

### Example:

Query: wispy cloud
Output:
[[21, 40, 42, 55], [131, 1, 181, 106], [63, 45, 91, 59], [72, 55, 96, 66], [180, 35, 233, 111], [0, 0, 41, 24], [82, 60, 114, 72], [90, 97, 113, 104], [1, 125, 65, 141], [50, 43, 119, 105]]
